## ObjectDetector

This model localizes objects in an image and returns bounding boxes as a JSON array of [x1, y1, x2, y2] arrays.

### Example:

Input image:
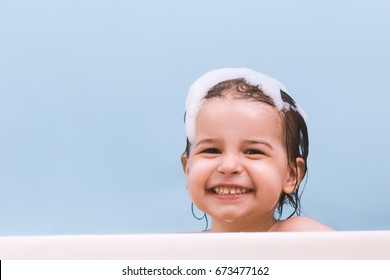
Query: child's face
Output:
[[182, 98, 298, 231]]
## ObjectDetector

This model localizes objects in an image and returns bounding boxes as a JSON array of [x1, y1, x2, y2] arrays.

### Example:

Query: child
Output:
[[181, 68, 332, 232]]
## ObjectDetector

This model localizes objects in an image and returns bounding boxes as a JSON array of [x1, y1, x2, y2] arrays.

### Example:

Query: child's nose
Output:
[[217, 154, 243, 175]]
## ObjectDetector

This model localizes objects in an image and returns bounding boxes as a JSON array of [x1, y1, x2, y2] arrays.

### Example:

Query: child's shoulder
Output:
[[271, 216, 333, 232]]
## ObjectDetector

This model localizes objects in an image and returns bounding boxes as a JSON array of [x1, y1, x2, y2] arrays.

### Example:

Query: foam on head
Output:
[[185, 68, 306, 144]]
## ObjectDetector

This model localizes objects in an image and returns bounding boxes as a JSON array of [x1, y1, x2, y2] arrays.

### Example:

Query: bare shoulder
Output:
[[271, 216, 333, 232]]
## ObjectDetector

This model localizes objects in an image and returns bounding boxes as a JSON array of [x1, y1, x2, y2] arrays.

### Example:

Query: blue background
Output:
[[1, 0, 389, 235]]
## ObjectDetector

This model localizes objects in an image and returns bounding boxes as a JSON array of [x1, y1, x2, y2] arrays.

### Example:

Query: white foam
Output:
[[185, 68, 306, 143]]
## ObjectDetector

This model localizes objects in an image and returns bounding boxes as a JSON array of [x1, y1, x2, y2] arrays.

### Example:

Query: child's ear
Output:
[[181, 152, 189, 175], [283, 157, 306, 194]]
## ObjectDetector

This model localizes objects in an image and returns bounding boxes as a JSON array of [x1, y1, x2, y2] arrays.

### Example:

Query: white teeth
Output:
[[212, 187, 251, 195]]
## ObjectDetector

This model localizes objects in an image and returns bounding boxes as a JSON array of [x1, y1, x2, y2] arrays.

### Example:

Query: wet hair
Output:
[[183, 78, 309, 218]]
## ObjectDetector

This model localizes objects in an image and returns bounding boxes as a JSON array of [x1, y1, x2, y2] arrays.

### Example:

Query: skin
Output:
[[182, 97, 332, 232]]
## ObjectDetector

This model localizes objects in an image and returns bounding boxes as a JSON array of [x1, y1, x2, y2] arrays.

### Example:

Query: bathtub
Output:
[[1, 231, 389, 259]]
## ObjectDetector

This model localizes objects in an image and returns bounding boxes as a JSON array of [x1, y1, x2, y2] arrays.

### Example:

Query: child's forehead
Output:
[[195, 98, 285, 143], [198, 98, 283, 127]]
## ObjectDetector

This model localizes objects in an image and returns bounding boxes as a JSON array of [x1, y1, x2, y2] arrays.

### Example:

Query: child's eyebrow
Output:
[[244, 140, 273, 150], [194, 138, 220, 147]]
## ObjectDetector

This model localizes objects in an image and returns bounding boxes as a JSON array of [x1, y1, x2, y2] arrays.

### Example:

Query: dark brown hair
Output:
[[183, 78, 309, 218]]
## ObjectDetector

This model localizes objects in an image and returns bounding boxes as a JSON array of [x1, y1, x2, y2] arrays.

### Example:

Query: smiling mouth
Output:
[[212, 186, 253, 195]]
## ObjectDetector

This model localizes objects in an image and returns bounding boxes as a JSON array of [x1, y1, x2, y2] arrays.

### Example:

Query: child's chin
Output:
[[217, 213, 241, 223]]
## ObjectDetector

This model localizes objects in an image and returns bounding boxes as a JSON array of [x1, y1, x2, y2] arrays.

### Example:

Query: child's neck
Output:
[[210, 216, 277, 233]]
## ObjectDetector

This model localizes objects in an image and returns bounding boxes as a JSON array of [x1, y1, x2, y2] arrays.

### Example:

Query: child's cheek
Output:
[[187, 158, 211, 184]]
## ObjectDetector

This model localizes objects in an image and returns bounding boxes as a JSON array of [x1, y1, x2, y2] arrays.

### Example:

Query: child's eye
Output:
[[202, 148, 221, 154], [244, 149, 263, 155]]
